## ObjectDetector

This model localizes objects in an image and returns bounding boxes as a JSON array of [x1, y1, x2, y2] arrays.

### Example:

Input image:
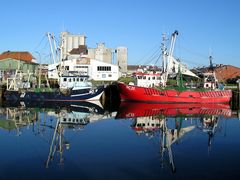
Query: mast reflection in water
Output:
[[0, 100, 240, 180]]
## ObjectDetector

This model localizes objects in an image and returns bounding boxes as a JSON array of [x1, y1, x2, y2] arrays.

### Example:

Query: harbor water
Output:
[[0, 100, 240, 180]]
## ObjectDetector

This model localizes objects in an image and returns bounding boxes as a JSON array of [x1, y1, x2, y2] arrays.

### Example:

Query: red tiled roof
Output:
[[0, 51, 35, 62], [215, 65, 240, 82]]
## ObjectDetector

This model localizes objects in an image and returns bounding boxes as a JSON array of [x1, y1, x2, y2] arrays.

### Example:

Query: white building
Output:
[[48, 56, 119, 81], [91, 58, 119, 81], [51, 32, 127, 79]]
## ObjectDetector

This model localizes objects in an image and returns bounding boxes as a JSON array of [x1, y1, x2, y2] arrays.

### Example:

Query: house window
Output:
[[97, 66, 111, 71]]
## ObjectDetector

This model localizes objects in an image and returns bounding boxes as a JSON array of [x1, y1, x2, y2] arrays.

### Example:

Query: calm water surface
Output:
[[0, 101, 240, 180]]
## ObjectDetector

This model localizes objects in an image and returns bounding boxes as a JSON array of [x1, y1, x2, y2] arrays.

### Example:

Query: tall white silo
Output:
[[67, 36, 73, 53], [73, 36, 79, 49], [117, 47, 128, 73]]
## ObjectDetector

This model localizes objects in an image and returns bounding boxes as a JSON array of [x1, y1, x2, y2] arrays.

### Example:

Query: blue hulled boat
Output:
[[4, 74, 105, 102]]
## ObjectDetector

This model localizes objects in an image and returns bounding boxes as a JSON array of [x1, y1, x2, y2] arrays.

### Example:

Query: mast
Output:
[[160, 118, 176, 172], [46, 118, 59, 168], [161, 33, 167, 73], [52, 33, 59, 63], [169, 31, 178, 57], [161, 30, 179, 87], [47, 32, 56, 64], [209, 55, 214, 72]]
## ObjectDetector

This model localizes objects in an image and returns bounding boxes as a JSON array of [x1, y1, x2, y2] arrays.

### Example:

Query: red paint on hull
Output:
[[116, 102, 231, 119], [118, 83, 232, 104]]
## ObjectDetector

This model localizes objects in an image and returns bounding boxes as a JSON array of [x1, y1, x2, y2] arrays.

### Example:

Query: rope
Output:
[[143, 47, 162, 65], [154, 52, 162, 65], [174, 38, 210, 67], [33, 35, 46, 51], [181, 45, 208, 60], [137, 41, 162, 65]]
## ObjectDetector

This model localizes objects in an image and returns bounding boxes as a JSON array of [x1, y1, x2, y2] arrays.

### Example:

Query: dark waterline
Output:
[[0, 101, 240, 180]]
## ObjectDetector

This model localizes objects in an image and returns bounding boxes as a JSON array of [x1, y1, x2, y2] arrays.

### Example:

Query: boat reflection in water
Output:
[[44, 100, 115, 168], [0, 100, 111, 168], [115, 102, 232, 172], [0, 99, 236, 177]]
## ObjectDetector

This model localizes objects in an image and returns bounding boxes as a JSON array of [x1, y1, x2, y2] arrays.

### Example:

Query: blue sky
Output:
[[0, 0, 239, 67]]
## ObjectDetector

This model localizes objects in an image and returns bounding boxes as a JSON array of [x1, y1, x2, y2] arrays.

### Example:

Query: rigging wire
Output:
[[137, 41, 162, 65], [33, 35, 46, 51], [140, 36, 173, 66], [180, 58, 206, 67], [153, 53, 162, 66], [33, 32, 61, 64], [180, 45, 209, 60], [37, 38, 50, 54], [170, 37, 211, 68], [143, 47, 162, 66], [136, 32, 213, 69]]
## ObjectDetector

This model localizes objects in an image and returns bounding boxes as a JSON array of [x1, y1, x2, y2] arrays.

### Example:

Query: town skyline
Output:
[[0, 0, 239, 67]]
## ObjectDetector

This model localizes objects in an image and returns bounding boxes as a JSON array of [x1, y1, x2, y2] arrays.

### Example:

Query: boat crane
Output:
[[159, 117, 195, 172], [46, 32, 60, 64]]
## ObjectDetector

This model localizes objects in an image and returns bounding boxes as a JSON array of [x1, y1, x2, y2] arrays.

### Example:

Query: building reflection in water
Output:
[[0, 106, 38, 136], [116, 102, 232, 173], [0, 100, 112, 168], [0, 100, 233, 173]]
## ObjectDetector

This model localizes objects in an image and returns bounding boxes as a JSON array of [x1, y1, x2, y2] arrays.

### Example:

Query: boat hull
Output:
[[4, 86, 105, 102], [116, 102, 231, 119], [118, 83, 232, 103]]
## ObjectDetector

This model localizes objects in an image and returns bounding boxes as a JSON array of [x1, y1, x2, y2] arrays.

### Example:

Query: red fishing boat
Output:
[[116, 102, 232, 119], [118, 82, 232, 103], [118, 31, 232, 103]]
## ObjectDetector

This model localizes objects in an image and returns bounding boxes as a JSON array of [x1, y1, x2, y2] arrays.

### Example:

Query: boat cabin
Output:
[[131, 117, 163, 136], [60, 112, 90, 126], [202, 72, 218, 90], [135, 72, 165, 88], [59, 75, 92, 90]]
